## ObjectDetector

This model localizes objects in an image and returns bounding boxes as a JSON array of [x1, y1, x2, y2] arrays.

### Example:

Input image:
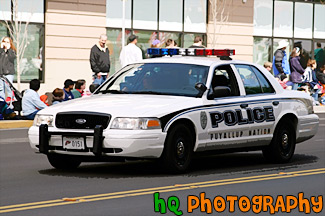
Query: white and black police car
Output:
[[29, 48, 319, 173]]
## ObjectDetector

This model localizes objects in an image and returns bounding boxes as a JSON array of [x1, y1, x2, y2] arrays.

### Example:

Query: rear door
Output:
[[233, 64, 280, 147]]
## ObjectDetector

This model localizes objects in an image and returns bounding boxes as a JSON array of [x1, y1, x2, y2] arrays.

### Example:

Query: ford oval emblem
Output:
[[76, 119, 86, 124]]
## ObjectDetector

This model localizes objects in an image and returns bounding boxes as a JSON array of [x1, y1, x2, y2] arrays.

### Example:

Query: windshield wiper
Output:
[[99, 89, 128, 94], [131, 91, 165, 95]]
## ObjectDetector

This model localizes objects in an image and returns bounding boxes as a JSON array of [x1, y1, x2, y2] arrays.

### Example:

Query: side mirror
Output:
[[195, 83, 207, 97], [89, 84, 100, 93], [210, 86, 231, 99]]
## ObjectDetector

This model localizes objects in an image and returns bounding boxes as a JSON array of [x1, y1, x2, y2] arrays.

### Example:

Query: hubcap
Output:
[[282, 133, 289, 149], [176, 141, 185, 158]]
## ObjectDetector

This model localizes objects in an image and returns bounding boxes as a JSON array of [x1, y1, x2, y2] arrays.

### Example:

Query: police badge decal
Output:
[[200, 111, 207, 129]]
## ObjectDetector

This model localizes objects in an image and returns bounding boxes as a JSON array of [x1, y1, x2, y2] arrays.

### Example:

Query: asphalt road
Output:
[[0, 114, 324, 216]]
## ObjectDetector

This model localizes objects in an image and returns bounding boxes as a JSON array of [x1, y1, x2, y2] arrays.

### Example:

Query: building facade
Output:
[[0, 0, 324, 94]]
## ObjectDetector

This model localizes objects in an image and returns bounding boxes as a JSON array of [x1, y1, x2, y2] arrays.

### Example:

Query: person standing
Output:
[[272, 39, 291, 78], [0, 37, 16, 84], [188, 36, 205, 48], [63, 79, 75, 101], [314, 42, 324, 72], [22, 79, 47, 120], [316, 64, 325, 85], [90, 34, 110, 85], [289, 47, 305, 90], [119, 35, 143, 68]]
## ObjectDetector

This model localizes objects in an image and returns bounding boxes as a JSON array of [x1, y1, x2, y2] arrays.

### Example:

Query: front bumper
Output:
[[296, 114, 319, 143], [28, 125, 167, 158]]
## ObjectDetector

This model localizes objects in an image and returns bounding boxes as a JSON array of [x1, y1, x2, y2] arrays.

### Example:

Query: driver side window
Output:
[[209, 65, 240, 99]]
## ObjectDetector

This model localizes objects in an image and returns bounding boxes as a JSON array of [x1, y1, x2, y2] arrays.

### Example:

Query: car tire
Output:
[[263, 119, 296, 163], [161, 124, 194, 173], [47, 154, 81, 169]]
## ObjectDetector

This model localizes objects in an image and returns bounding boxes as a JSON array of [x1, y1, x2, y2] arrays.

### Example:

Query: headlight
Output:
[[110, 118, 161, 130], [33, 114, 54, 127]]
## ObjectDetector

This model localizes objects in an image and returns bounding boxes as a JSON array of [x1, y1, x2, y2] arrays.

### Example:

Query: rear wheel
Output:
[[47, 154, 81, 169], [263, 120, 296, 163], [161, 124, 194, 173]]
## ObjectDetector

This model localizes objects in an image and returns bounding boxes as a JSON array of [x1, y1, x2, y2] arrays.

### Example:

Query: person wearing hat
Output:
[[63, 79, 75, 101], [22, 79, 47, 120], [90, 34, 110, 85], [119, 34, 143, 68], [272, 39, 291, 77]]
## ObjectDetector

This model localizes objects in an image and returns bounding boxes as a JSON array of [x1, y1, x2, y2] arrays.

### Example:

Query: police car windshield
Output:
[[96, 63, 209, 97]]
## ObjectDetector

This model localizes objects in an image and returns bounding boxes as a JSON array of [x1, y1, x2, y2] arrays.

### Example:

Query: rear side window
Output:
[[251, 66, 275, 93], [235, 64, 274, 95], [235, 65, 262, 95]]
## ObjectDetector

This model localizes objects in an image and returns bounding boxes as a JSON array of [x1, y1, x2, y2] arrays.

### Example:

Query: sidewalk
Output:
[[1, 106, 324, 130]]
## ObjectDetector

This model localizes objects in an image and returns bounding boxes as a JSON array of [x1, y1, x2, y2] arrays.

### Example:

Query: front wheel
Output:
[[161, 124, 194, 173], [263, 120, 296, 163], [47, 154, 81, 169]]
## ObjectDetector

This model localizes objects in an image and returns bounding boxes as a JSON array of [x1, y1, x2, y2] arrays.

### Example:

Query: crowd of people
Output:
[[264, 40, 325, 106], [0, 33, 207, 120], [1, 33, 324, 120]]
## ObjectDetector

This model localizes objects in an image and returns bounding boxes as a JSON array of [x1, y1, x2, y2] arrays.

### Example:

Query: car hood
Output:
[[38, 94, 203, 118]]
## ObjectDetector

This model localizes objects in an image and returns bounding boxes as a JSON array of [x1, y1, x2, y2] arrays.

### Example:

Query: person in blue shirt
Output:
[[63, 79, 75, 101], [273, 40, 291, 77], [22, 79, 47, 120]]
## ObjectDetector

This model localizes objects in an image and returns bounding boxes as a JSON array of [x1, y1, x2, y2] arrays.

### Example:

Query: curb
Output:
[[0, 120, 33, 129]]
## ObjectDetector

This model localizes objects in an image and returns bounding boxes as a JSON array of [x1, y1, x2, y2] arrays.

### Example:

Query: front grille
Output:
[[55, 112, 111, 129]]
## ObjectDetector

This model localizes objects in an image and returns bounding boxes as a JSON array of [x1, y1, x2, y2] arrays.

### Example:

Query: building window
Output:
[[133, 30, 158, 58], [253, 37, 272, 67], [184, 0, 207, 33], [159, 0, 183, 31], [253, 0, 273, 36], [106, 29, 131, 75], [0, 0, 44, 82], [184, 33, 206, 48], [106, 0, 132, 28], [274, 1, 293, 37], [158, 32, 181, 48], [294, 2, 313, 38], [133, 0, 158, 30], [314, 4, 325, 39]]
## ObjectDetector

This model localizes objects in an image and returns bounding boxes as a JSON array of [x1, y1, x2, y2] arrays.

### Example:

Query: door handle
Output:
[[272, 101, 279, 106], [240, 104, 248, 108]]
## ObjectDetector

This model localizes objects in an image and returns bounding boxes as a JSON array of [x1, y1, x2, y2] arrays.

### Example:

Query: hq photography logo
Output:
[[153, 192, 323, 215]]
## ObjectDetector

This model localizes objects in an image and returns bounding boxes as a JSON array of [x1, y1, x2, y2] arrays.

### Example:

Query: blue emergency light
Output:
[[147, 48, 180, 56], [147, 48, 235, 57]]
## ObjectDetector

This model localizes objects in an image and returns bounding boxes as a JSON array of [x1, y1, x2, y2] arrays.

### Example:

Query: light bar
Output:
[[147, 48, 235, 57]]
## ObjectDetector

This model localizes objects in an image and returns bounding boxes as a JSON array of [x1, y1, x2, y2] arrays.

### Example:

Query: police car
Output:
[[28, 48, 319, 173]]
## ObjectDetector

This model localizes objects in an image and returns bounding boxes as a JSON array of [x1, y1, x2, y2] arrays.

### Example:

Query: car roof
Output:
[[140, 56, 249, 67]]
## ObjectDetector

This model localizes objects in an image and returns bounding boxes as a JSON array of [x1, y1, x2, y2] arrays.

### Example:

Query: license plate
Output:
[[62, 136, 85, 150]]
